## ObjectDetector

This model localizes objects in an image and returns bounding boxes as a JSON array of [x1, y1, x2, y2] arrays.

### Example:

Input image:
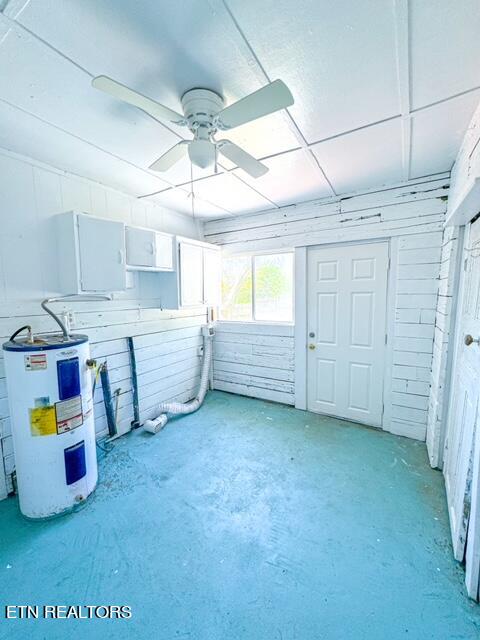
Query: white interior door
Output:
[[307, 242, 389, 426], [444, 219, 480, 571]]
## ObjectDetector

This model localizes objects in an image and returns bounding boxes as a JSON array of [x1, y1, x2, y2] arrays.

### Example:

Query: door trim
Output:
[[295, 238, 393, 431]]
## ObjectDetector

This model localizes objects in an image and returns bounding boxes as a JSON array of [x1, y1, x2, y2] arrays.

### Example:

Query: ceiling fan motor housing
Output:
[[181, 89, 224, 169], [181, 88, 224, 135]]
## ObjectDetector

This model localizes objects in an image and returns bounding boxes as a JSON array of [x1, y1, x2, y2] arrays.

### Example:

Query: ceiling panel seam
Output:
[[0, 96, 187, 189], [161, 115, 404, 191], [217, 0, 337, 196], [0, 12, 184, 142], [411, 85, 480, 114], [394, 0, 412, 180]]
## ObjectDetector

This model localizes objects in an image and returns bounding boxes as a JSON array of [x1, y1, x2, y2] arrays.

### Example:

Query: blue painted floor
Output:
[[0, 391, 479, 639]]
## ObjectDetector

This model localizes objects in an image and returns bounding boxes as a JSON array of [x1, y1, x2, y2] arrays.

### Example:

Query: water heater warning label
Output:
[[24, 354, 47, 371], [55, 396, 83, 434], [29, 406, 56, 436]]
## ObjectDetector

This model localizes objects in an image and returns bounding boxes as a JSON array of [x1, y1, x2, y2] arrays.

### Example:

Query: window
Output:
[[220, 252, 294, 322]]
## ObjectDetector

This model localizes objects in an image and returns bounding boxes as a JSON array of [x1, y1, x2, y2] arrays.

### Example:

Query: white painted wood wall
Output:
[[426, 226, 462, 468], [427, 100, 480, 469], [204, 175, 449, 441], [0, 148, 203, 500], [213, 323, 294, 405]]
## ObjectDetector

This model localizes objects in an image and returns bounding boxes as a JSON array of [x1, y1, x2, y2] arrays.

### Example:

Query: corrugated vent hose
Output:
[[143, 325, 214, 434]]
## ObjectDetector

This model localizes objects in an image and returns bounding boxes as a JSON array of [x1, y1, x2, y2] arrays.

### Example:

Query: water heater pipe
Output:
[[143, 325, 214, 434], [41, 294, 112, 339]]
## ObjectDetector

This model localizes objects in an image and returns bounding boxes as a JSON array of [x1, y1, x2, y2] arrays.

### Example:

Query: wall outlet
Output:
[[62, 311, 76, 331]]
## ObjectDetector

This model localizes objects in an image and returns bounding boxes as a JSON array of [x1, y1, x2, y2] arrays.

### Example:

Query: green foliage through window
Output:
[[220, 253, 293, 322]]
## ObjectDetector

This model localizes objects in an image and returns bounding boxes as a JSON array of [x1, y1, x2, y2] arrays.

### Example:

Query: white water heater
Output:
[[3, 333, 98, 519]]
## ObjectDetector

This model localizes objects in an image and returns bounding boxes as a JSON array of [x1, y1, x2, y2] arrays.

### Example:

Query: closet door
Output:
[[444, 219, 480, 573]]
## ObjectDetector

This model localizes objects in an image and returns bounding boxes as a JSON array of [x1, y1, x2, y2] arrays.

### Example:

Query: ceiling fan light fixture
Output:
[[92, 75, 294, 178], [188, 138, 216, 169]]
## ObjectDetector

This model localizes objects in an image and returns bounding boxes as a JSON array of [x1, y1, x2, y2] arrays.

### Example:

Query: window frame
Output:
[[220, 249, 295, 325]]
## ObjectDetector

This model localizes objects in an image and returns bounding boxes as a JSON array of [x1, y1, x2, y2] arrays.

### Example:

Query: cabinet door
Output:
[[180, 242, 204, 306], [77, 215, 126, 291], [154, 232, 174, 270], [203, 248, 221, 306], [125, 226, 155, 267]]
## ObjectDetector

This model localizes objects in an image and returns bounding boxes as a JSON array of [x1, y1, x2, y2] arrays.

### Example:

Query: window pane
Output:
[[220, 255, 253, 321], [254, 253, 293, 322]]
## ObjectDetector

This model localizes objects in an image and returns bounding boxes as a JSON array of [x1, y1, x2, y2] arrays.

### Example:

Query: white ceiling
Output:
[[0, 0, 479, 219]]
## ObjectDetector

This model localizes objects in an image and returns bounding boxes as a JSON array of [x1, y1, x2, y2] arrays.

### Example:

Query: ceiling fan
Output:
[[92, 75, 294, 179]]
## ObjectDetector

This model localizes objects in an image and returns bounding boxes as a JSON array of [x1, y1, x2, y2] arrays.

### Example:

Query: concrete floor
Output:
[[0, 391, 479, 639]]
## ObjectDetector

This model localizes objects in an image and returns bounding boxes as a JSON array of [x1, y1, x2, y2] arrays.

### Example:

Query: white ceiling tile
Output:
[[410, 91, 480, 179], [0, 0, 477, 215], [219, 112, 300, 159], [149, 187, 230, 219], [14, 0, 299, 158], [15, 0, 257, 107], [7, 0, 299, 190], [410, 0, 480, 110], [190, 172, 274, 215], [227, 0, 400, 142], [153, 152, 218, 188], [0, 28, 180, 171], [233, 148, 333, 206], [0, 99, 168, 196], [311, 119, 404, 194]]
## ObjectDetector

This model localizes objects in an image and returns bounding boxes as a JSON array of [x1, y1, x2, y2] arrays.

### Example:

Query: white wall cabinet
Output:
[[125, 226, 173, 271], [57, 211, 127, 293], [56, 213, 220, 303], [203, 247, 221, 306], [158, 238, 221, 309]]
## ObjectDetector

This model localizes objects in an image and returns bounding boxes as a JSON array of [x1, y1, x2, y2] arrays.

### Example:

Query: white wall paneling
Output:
[[0, 147, 203, 498], [206, 176, 449, 440], [426, 225, 463, 468], [213, 322, 295, 405], [294, 247, 307, 410]]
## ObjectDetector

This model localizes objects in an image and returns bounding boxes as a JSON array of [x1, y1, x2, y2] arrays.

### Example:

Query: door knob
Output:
[[308, 343, 316, 350], [465, 334, 480, 346]]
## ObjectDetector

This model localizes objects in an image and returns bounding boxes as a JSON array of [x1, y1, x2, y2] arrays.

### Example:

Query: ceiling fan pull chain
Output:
[[190, 161, 196, 219]]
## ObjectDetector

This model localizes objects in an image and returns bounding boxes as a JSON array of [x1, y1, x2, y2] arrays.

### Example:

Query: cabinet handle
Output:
[[148, 241, 155, 254], [118, 250, 124, 264]]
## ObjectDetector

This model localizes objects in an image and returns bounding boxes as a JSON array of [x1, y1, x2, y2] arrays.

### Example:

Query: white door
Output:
[[444, 219, 480, 567], [307, 242, 389, 426], [78, 215, 126, 292]]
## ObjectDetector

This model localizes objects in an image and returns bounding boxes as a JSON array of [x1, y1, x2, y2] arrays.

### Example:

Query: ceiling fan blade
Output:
[[216, 79, 294, 131], [149, 141, 189, 172], [92, 75, 186, 126], [217, 140, 268, 179]]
